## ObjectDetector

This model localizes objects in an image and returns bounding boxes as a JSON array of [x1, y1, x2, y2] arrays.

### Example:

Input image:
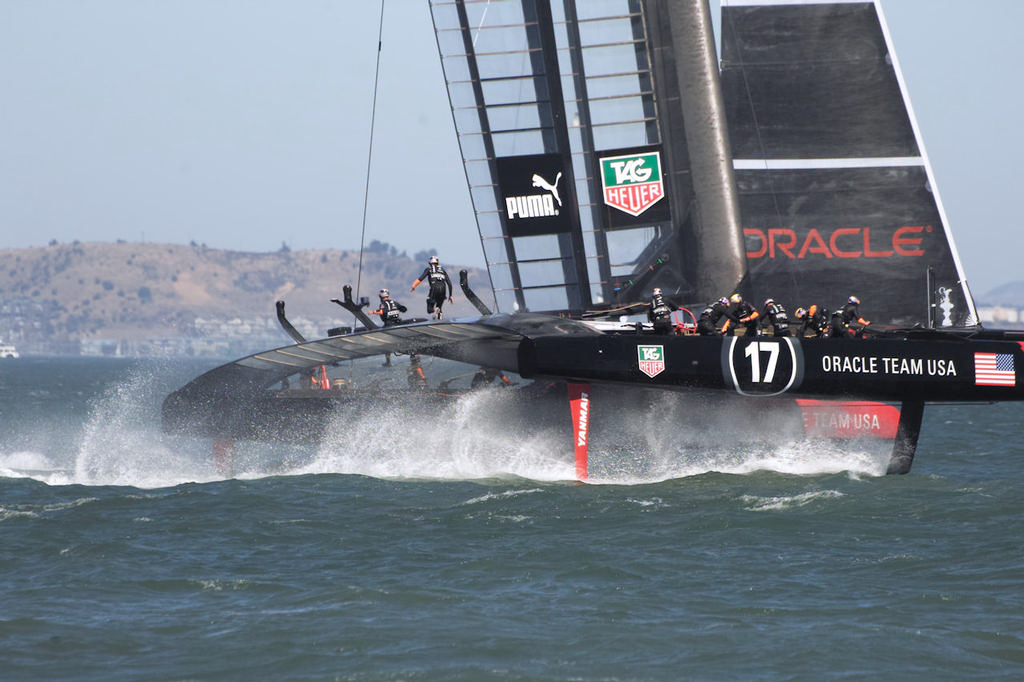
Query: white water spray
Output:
[[4, 357, 890, 488], [73, 365, 219, 487], [299, 388, 575, 481]]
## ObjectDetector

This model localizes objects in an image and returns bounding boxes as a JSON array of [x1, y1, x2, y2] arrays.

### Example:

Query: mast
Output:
[[667, 0, 747, 300]]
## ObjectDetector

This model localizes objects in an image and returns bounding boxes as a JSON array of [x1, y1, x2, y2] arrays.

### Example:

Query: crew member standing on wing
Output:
[[371, 288, 407, 366], [760, 298, 791, 337], [727, 293, 760, 336], [410, 255, 454, 320], [697, 297, 738, 336], [795, 304, 828, 337], [371, 288, 407, 327], [648, 287, 678, 335]]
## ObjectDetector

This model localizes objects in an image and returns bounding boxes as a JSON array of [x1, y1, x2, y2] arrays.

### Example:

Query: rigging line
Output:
[[584, 303, 643, 315], [356, 0, 387, 310], [472, 0, 491, 48], [722, 0, 796, 292], [723, 2, 770, 177]]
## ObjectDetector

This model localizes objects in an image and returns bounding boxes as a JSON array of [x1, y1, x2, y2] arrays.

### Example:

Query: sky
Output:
[[1, 1, 1021, 296]]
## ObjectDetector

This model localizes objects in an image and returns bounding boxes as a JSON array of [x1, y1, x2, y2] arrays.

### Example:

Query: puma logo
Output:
[[531, 172, 562, 207]]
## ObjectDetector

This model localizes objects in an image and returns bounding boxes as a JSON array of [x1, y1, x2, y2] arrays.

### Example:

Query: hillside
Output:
[[979, 281, 1024, 307], [8, 242, 1019, 355], [0, 242, 490, 352]]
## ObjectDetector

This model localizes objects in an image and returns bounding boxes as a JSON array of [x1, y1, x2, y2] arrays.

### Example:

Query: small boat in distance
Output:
[[0, 341, 19, 359]]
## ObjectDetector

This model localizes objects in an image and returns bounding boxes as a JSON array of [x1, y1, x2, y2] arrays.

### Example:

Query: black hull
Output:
[[519, 331, 1024, 403], [163, 378, 921, 477], [161, 318, 1023, 476]]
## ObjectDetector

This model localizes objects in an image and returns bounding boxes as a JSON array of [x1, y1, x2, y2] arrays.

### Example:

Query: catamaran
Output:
[[163, 0, 1024, 477]]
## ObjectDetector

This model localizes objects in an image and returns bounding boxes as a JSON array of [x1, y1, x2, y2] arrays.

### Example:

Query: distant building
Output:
[[978, 306, 1022, 327]]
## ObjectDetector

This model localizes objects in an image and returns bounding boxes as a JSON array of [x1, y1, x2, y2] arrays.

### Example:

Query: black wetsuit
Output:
[[761, 301, 791, 337], [842, 301, 864, 326], [829, 301, 867, 338], [471, 367, 512, 388], [731, 300, 759, 337], [416, 263, 453, 317], [407, 359, 427, 388], [648, 293, 677, 335], [376, 298, 406, 327], [697, 300, 737, 336], [798, 305, 828, 337]]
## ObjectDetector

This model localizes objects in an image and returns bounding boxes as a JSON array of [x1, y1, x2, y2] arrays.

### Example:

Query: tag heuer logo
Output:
[[637, 344, 665, 379], [601, 152, 664, 217]]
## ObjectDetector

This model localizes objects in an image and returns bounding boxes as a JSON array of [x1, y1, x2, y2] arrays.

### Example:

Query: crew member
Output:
[[829, 296, 871, 338], [648, 287, 678, 335], [760, 298, 791, 337], [471, 366, 516, 389], [407, 354, 427, 389], [371, 288, 407, 327], [409, 255, 454, 320], [696, 297, 738, 336], [371, 288, 407, 366], [794, 304, 828, 337], [727, 293, 760, 336]]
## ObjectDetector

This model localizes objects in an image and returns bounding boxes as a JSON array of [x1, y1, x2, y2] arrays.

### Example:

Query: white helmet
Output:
[[730, 293, 742, 304], [379, 288, 389, 299], [429, 255, 439, 264], [652, 287, 662, 296]]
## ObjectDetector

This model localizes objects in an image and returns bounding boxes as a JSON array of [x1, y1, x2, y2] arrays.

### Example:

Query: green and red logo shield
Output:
[[601, 152, 664, 217], [637, 344, 665, 379]]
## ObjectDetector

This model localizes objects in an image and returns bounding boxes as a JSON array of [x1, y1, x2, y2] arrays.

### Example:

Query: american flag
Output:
[[974, 353, 1016, 386]]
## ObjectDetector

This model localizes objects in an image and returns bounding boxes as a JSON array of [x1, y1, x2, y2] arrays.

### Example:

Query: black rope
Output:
[[721, 0, 795, 295], [355, 0, 387, 307]]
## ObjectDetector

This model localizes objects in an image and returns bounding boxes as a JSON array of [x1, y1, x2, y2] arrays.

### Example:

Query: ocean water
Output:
[[1, 356, 1023, 681]]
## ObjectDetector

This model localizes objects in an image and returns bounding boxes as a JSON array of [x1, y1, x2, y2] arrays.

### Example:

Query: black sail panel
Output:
[[721, 0, 977, 327], [723, 2, 918, 159]]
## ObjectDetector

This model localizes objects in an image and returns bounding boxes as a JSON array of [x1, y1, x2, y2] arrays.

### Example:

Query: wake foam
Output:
[[282, 387, 891, 483], [5, 366, 890, 488], [299, 389, 575, 481]]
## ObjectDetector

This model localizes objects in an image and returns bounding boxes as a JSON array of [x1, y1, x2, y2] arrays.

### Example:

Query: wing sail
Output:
[[429, 0, 748, 314], [721, 0, 977, 326]]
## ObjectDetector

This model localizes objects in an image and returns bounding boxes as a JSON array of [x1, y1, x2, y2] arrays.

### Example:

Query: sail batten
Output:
[[734, 157, 924, 170]]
